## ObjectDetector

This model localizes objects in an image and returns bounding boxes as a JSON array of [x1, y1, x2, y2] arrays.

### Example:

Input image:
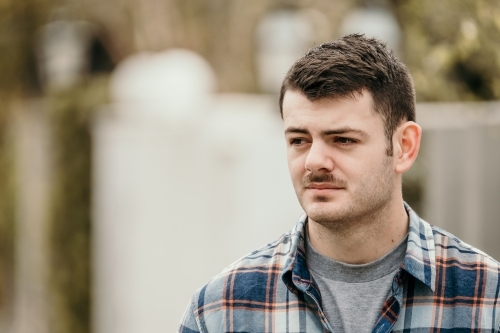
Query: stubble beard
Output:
[[301, 156, 395, 235]]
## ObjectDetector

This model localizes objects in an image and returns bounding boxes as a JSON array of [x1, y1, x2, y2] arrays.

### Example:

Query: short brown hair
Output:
[[279, 34, 415, 155]]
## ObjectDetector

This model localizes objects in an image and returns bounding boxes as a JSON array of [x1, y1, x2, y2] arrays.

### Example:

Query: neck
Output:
[[307, 199, 409, 264]]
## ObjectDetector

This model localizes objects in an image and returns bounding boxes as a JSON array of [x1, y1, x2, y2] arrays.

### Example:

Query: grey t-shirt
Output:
[[305, 233, 407, 333]]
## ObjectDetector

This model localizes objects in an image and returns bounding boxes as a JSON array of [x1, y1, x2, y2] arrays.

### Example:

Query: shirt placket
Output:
[[304, 285, 335, 333], [371, 269, 405, 333]]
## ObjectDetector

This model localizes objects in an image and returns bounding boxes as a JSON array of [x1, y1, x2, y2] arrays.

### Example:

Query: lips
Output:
[[306, 183, 344, 190]]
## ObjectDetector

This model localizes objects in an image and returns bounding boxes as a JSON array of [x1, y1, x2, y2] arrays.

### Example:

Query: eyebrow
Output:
[[285, 126, 368, 138], [285, 127, 309, 135]]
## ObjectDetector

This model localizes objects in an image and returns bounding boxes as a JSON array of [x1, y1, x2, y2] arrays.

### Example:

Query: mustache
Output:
[[301, 173, 348, 187]]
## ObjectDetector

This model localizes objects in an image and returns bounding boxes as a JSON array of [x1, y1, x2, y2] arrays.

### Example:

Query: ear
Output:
[[393, 121, 422, 174]]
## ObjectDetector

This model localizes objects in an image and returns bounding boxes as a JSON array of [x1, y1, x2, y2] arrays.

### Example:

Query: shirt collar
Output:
[[281, 203, 436, 293], [403, 203, 436, 292], [281, 214, 313, 294]]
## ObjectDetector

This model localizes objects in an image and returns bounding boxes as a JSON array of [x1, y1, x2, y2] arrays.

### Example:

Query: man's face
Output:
[[283, 89, 398, 226]]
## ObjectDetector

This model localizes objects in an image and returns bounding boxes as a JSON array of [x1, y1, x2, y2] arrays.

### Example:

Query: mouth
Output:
[[306, 183, 344, 190]]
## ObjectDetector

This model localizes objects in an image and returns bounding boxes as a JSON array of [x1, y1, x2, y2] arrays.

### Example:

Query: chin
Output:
[[307, 210, 340, 224], [303, 201, 345, 223]]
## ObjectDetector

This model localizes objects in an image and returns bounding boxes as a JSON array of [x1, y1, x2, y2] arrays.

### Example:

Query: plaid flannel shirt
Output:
[[179, 204, 500, 333]]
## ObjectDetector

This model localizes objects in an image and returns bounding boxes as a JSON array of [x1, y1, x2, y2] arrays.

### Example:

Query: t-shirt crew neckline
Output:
[[305, 229, 408, 283]]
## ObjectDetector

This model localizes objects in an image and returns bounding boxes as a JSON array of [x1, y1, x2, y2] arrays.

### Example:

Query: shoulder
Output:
[[401, 216, 500, 331], [191, 229, 296, 307], [427, 225, 500, 329], [181, 229, 300, 332], [429, 223, 500, 309], [406, 204, 499, 272], [182, 216, 308, 333], [430, 224, 500, 269]]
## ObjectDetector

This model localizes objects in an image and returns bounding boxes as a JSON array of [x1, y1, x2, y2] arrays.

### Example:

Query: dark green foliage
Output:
[[48, 90, 92, 333], [48, 77, 108, 333], [391, 0, 500, 102], [391, 0, 500, 211], [0, 0, 53, 93]]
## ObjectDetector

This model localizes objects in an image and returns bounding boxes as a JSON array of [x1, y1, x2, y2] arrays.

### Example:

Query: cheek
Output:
[[287, 153, 305, 180], [333, 157, 372, 184]]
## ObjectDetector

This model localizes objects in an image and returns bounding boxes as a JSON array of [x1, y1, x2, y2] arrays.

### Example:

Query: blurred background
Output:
[[1, 0, 500, 332]]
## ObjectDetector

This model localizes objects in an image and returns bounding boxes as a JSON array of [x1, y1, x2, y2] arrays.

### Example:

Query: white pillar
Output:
[[93, 50, 304, 333], [92, 49, 217, 333]]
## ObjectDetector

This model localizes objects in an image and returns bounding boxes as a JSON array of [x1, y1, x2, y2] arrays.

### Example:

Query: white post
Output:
[[92, 49, 305, 333], [92, 49, 217, 333]]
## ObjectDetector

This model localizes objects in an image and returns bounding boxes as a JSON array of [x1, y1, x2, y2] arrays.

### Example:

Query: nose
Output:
[[304, 141, 334, 173]]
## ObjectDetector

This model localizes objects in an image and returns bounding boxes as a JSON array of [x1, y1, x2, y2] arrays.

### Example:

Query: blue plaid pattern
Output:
[[179, 205, 500, 332]]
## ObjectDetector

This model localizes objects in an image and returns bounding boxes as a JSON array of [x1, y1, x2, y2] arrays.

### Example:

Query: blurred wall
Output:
[[417, 102, 500, 260]]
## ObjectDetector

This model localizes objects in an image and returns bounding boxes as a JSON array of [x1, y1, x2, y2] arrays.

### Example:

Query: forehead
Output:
[[282, 90, 384, 134]]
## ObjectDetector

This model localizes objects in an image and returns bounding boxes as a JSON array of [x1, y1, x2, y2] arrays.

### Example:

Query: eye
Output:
[[335, 137, 357, 145], [289, 138, 308, 146]]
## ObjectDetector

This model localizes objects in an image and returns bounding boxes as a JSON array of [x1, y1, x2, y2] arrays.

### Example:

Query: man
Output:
[[179, 34, 500, 333]]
